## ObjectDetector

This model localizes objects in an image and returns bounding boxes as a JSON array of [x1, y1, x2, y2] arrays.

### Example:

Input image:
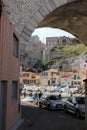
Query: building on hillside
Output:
[[46, 36, 79, 49], [46, 37, 58, 49], [21, 72, 40, 85], [39, 69, 59, 86], [58, 36, 71, 45], [0, 10, 21, 130], [44, 36, 73, 63]]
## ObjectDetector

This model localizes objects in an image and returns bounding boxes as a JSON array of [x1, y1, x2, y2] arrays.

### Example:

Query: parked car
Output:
[[39, 94, 64, 110], [64, 95, 85, 118], [53, 85, 61, 91], [53, 85, 66, 92], [68, 86, 78, 94], [76, 86, 84, 94], [59, 86, 68, 93], [21, 95, 35, 102], [21, 87, 26, 94]]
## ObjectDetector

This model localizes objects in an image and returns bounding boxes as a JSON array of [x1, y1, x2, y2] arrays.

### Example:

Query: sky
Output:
[[32, 27, 75, 44]]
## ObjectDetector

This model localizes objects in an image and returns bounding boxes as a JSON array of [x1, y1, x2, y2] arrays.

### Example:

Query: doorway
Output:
[[0, 81, 7, 130]]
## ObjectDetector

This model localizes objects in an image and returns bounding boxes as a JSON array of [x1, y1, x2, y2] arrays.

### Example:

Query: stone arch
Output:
[[2, 0, 87, 45], [4, 0, 87, 45], [37, 0, 87, 45], [20, 0, 77, 44]]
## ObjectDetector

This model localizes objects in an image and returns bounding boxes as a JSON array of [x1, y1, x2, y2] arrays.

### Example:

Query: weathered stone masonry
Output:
[[3, 0, 78, 43]]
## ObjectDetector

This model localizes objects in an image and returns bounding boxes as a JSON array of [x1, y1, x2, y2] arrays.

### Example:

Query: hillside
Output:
[[51, 44, 86, 54], [44, 44, 87, 70]]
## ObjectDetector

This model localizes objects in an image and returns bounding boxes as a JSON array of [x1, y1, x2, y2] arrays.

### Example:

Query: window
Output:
[[68, 97, 73, 103], [74, 74, 76, 80], [77, 76, 81, 79], [42, 72, 48, 76], [72, 97, 77, 104], [32, 75, 35, 78], [76, 97, 85, 104], [12, 81, 18, 101], [49, 95, 59, 100], [78, 81, 81, 85], [23, 73, 29, 77], [13, 34, 19, 57]]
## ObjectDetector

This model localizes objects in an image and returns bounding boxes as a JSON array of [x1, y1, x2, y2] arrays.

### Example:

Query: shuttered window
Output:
[[12, 81, 18, 101], [13, 34, 19, 57]]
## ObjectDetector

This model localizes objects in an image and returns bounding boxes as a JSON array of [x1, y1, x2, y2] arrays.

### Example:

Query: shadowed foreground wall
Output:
[[0, 12, 20, 130]]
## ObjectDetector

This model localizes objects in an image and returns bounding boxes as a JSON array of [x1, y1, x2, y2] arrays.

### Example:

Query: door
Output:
[[0, 81, 7, 130], [67, 97, 76, 113]]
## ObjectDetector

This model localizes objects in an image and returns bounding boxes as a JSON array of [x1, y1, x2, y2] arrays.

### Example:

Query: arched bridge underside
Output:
[[3, 0, 87, 45]]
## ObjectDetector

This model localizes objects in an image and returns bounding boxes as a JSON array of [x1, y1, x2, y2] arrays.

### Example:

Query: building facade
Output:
[[46, 37, 58, 49], [40, 69, 59, 86], [21, 72, 40, 85], [0, 11, 20, 130]]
